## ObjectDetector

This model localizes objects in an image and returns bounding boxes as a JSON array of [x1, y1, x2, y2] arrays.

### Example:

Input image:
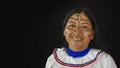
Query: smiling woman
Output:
[[45, 7, 117, 68], [64, 12, 93, 52]]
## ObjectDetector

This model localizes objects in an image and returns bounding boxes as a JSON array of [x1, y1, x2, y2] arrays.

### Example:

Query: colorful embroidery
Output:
[[53, 48, 103, 67]]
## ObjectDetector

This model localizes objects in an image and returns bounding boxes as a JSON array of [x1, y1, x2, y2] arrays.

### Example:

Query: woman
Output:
[[45, 7, 117, 68]]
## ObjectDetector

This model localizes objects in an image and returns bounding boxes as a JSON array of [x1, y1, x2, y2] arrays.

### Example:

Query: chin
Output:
[[71, 44, 82, 48]]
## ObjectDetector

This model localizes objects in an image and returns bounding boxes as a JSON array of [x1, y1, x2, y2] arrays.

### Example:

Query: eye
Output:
[[80, 25, 90, 31], [68, 24, 76, 28], [81, 26, 88, 28], [70, 24, 76, 27]]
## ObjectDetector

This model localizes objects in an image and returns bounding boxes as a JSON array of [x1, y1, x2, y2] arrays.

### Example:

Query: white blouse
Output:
[[45, 47, 117, 68]]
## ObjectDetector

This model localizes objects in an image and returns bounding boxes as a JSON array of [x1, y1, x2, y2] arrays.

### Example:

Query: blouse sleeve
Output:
[[45, 54, 55, 68], [105, 53, 118, 68]]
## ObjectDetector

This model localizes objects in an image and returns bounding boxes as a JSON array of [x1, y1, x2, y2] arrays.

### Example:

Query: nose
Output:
[[74, 26, 81, 34]]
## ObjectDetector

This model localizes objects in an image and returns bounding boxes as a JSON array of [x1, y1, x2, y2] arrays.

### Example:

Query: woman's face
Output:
[[64, 12, 94, 51]]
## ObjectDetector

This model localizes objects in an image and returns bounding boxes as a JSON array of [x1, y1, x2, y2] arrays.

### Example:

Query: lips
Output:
[[72, 37, 82, 41]]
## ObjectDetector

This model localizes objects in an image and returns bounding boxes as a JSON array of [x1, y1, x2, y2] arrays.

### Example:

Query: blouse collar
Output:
[[66, 46, 90, 58]]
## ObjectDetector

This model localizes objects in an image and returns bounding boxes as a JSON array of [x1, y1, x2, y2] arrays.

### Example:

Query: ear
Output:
[[63, 29, 66, 36]]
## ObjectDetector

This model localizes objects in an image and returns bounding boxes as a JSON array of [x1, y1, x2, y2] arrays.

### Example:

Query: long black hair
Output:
[[60, 7, 109, 53]]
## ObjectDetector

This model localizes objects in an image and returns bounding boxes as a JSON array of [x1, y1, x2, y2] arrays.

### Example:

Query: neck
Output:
[[66, 46, 90, 58]]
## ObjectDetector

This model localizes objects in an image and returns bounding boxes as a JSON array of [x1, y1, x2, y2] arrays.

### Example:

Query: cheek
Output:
[[64, 29, 72, 36], [64, 29, 73, 40], [88, 34, 92, 38], [84, 33, 93, 39]]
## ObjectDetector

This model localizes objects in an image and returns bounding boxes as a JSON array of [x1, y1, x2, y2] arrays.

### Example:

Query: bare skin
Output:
[[64, 12, 94, 52]]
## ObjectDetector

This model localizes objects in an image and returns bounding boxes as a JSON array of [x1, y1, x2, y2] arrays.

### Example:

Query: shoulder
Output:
[[92, 49, 117, 68], [88, 48, 103, 58], [89, 48, 113, 62], [101, 53, 117, 67], [52, 47, 66, 55], [46, 47, 65, 62], [90, 48, 111, 58], [99, 50, 115, 62], [45, 47, 65, 68], [45, 53, 55, 68]]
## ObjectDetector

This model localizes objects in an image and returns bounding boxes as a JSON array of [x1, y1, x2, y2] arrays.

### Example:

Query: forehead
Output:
[[67, 12, 91, 24], [71, 12, 89, 20]]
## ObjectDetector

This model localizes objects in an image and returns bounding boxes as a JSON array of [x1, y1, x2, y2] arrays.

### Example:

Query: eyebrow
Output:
[[68, 21, 90, 26], [80, 22, 90, 25]]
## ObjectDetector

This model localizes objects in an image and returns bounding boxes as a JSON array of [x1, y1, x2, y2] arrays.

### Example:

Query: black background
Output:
[[28, 0, 120, 68]]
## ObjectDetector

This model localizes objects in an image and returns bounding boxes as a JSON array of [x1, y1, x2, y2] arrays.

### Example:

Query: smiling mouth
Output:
[[72, 37, 82, 41]]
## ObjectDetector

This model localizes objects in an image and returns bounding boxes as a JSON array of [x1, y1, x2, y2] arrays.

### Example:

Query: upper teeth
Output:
[[73, 37, 81, 40]]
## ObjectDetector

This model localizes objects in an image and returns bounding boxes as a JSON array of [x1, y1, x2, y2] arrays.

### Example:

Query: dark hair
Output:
[[61, 7, 108, 53]]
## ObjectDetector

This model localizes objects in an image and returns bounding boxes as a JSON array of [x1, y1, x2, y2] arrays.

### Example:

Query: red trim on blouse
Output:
[[53, 48, 103, 67]]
